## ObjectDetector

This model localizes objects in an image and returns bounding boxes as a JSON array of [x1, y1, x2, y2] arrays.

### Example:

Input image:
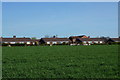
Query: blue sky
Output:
[[2, 2, 118, 38], [0, 2, 1, 36]]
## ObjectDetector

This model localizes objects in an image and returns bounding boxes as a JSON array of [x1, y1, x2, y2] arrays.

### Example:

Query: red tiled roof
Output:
[[111, 38, 120, 41], [70, 35, 88, 38], [31, 39, 40, 42], [1, 37, 33, 42], [41, 38, 71, 42], [79, 38, 105, 41]]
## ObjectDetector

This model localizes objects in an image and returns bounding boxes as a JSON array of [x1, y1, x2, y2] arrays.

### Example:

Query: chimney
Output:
[[13, 36, 16, 38]]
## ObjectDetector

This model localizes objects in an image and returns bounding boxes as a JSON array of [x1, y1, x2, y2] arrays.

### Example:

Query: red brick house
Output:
[[103, 38, 120, 44], [1, 35, 120, 46], [69, 36, 120, 45], [78, 38, 105, 45], [69, 35, 89, 44], [111, 38, 120, 42], [1, 36, 39, 46], [40, 38, 71, 45]]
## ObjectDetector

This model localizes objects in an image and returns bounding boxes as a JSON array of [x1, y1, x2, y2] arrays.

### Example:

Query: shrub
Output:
[[2, 43, 9, 46], [10, 43, 26, 46], [111, 42, 120, 45]]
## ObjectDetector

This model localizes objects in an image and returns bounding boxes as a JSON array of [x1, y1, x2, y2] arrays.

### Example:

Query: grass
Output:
[[2, 45, 119, 78]]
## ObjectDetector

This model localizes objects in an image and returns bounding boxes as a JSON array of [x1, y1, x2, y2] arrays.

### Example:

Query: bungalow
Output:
[[103, 38, 120, 44], [69, 36, 120, 45], [111, 38, 120, 42], [40, 38, 71, 45], [79, 38, 105, 45], [1, 35, 120, 46], [69, 35, 106, 45], [1, 36, 39, 46], [69, 35, 89, 44]]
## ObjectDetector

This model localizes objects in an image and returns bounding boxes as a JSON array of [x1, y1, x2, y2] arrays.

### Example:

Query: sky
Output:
[[2, 2, 118, 38], [0, 2, 2, 37], [1, 0, 120, 2]]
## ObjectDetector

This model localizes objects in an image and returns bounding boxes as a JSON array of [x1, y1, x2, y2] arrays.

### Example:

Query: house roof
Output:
[[2, 38, 32, 42], [69, 35, 88, 38], [41, 38, 71, 42], [0, 37, 36, 42], [111, 38, 120, 41], [78, 38, 105, 41], [31, 39, 40, 42]]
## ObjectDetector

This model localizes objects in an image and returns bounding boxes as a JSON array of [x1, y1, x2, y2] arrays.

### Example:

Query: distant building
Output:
[[0, 35, 120, 46], [69, 35, 120, 45], [40, 38, 71, 45], [104, 38, 120, 44], [69, 35, 89, 44], [78, 38, 105, 45], [111, 38, 120, 42], [0, 36, 39, 46]]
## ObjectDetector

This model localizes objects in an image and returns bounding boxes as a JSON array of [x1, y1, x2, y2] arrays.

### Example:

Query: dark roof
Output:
[[41, 38, 71, 42]]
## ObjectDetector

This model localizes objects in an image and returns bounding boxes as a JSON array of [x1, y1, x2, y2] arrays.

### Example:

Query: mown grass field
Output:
[[2, 45, 119, 79]]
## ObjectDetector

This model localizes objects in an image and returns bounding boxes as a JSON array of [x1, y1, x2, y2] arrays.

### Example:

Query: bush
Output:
[[2, 43, 27, 46], [2, 43, 9, 46], [111, 42, 120, 45], [92, 43, 106, 45], [10, 43, 26, 46]]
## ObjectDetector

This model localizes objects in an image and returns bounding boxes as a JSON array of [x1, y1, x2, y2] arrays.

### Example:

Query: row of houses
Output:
[[0, 35, 120, 46]]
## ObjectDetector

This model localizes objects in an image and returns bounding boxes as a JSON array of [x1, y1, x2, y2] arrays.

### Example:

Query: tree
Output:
[[31, 37, 36, 39], [53, 35, 58, 38], [53, 35, 56, 38]]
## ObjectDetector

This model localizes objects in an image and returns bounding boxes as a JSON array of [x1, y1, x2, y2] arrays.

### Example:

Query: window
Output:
[[83, 41, 86, 43], [4, 42, 8, 43], [60, 42, 63, 44], [47, 42, 50, 44], [100, 41, 103, 43], [52, 42, 57, 44], [10, 42, 16, 44], [19, 42, 24, 44], [88, 41, 92, 43], [27, 42, 30, 44], [33, 42, 35, 45], [94, 41, 98, 43]]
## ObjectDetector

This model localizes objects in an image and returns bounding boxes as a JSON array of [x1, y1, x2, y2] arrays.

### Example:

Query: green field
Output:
[[2, 45, 119, 78]]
